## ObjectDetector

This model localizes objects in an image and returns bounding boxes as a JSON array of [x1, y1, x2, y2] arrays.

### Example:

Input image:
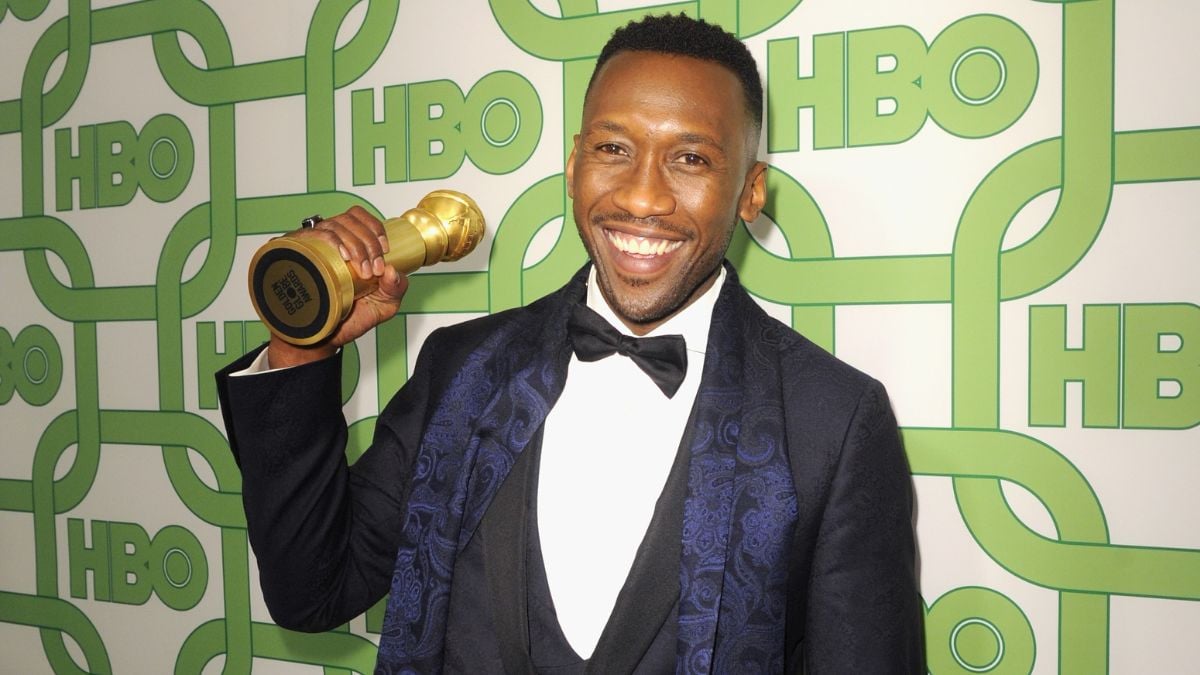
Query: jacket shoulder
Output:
[[732, 295, 893, 463], [735, 293, 882, 403]]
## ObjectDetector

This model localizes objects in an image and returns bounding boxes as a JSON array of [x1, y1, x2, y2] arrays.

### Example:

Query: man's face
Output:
[[567, 51, 767, 334]]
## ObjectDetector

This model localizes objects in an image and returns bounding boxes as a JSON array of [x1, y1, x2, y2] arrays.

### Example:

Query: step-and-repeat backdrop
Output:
[[1, 1, 1196, 672]]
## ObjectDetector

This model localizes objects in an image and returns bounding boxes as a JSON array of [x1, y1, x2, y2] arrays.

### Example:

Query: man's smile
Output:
[[603, 229, 685, 258]]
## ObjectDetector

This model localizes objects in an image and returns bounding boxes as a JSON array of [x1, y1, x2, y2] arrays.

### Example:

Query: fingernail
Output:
[[378, 235, 390, 254], [373, 257, 385, 275], [339, 245, 350, 261], [360, 260, 371, 278]]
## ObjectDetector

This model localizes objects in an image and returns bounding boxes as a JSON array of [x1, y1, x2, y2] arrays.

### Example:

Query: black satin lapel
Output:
[[480, 428, 542, 675], [586, 406, 695, 675]]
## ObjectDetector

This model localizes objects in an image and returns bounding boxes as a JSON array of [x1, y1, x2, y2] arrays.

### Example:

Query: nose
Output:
[[611, 158, 676, 218]]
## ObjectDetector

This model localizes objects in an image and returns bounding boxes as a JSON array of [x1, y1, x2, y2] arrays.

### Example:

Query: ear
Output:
[[738, 161, 768, 223], [565, 135, 580, 199]]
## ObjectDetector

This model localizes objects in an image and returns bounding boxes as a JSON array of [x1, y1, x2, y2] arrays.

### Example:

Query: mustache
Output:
[[589, 212, 693, 239]]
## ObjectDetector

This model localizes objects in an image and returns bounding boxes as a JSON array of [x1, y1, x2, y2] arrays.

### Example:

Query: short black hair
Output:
[[589, 13, 763, 132]]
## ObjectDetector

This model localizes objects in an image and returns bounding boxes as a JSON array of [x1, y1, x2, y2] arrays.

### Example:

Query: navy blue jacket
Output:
[[216, 264, 924, 673]]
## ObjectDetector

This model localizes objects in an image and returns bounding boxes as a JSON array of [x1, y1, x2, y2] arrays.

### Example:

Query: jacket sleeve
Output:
[[802, 380, 925, 673], [215, 337, 437, 632]]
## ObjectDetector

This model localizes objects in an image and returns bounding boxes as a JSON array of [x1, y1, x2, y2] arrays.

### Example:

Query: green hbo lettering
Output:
[[1030, 304, 1200, 429], [68, 519, 208, 611], [351, 70, 543, 184], [769, 14, 1038, 150], [0, 325, 62, 406], [54, 114, 194, 210]]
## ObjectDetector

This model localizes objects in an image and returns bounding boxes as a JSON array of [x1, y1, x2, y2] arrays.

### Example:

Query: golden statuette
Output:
[[248, 190, 485, 345]]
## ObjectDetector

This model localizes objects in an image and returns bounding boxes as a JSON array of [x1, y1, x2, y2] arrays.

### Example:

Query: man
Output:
[[218, 14, 923, 674]]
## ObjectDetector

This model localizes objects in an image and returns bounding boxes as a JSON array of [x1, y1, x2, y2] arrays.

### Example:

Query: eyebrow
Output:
[[677, 132, 724, 150], [590, 120, 627, 134]]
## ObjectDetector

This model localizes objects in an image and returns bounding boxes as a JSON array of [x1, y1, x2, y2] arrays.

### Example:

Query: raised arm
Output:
[[214, 206, 424, 630]]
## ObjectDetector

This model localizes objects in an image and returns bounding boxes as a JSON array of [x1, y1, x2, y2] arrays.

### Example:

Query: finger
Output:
[[313, 217, 375, 279], [346, 205, 389, 255], [334, 214, 387, 278], [339, 211, 385, 260], [295, 226, 353, 263], [376, 266, 409, 302]]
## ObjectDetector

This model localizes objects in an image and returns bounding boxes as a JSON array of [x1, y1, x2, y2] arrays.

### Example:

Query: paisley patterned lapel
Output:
[[677, 265, 799, 674], [675, 270, 744, 673]]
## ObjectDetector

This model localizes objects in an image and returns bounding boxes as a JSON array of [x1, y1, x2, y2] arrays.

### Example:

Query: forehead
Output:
[[583, 51, 750, 135]]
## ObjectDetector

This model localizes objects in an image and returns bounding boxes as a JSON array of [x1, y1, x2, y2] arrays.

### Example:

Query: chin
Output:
[[606, 283, 689, 325]]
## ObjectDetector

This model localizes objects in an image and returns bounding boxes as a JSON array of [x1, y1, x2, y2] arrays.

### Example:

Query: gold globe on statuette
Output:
[[248, 190, 485, 345]]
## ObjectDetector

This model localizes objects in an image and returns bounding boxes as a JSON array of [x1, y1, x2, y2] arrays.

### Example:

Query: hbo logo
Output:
[[54, 114, 194, 210], [0, 325, 62, 406], [351, 70, 543, 184], [770, 14, 1038, 149], [68, 519, 208, 611]]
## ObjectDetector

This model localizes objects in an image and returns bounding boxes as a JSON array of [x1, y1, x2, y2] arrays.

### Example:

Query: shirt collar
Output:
[[586, 265, 723, 355]]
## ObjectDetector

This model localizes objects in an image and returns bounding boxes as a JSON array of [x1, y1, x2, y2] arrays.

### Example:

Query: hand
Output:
[[265, 206, 409, 368]]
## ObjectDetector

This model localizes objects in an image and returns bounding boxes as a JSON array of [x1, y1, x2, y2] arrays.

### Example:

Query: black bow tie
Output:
[[567, 303, 688, 398]]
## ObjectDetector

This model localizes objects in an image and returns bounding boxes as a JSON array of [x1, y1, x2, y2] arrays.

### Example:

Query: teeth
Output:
[[605, 230, 682, 257]]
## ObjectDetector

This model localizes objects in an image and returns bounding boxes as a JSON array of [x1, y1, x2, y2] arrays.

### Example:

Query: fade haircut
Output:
[[588, 13, 764, 133]]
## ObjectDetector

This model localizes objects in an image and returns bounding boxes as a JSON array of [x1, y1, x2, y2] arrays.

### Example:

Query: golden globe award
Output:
[[248, 190, 485, 345]]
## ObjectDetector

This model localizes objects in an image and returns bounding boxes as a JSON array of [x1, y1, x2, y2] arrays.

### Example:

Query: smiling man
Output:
[[218, 13, 924, 674], [569, 44, 767, 335]]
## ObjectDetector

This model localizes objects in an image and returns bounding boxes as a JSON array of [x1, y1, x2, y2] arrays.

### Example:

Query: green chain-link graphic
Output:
[[1, 0, 1197, 672]]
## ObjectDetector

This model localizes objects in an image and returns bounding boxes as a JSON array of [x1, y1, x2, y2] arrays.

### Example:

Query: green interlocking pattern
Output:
[[1, 1, 1197, 672]]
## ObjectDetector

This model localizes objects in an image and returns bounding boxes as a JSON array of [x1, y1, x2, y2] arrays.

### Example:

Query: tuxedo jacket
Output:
[[216, 264, 924, 673]]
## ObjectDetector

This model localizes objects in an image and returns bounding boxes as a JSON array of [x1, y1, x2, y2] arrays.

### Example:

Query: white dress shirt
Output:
[[539, 266, 721, 658]]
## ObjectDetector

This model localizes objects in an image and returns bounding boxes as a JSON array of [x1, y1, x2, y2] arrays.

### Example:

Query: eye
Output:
[[678, 152, 709, 166], [596, 142, 626, 156]]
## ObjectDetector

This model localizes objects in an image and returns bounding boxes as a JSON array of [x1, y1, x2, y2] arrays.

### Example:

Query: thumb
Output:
[[375, 265, 409, 303]]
